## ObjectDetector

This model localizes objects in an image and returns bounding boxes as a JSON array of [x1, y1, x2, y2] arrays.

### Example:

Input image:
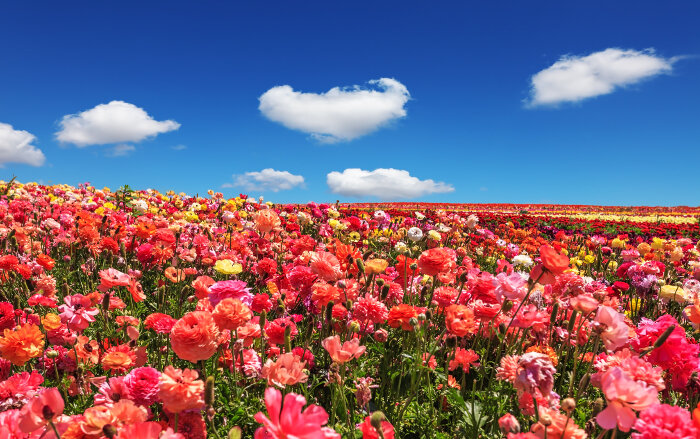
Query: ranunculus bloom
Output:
[[632, 404, 698, 439], [597, 367, 658, 432], [364, 259, 389, 275], [124, 367, 161, 406], [158, 366, 204, 413], [322, 335, 366, 364], [570, 294, 599, 314], [387, 304, 420, 331], [261, 352, 308, 388], [213, 298, 252, 331], [530, 407, 587, 439], [444, 304, 476, 337], [594, 306, 630, 352], [530, 245, 569, 284], [255, 209, 281, 234], [309, 251, 343, 282], [358, 415, 396, 439], [254, 387, 336, 439], [417, 247, 456, 277], [18, 387, 64, 433], [513, 352, 556, 397], [0, 323, 45, 366], [209, 280, 253, 306], [170, 311, 220, 362]]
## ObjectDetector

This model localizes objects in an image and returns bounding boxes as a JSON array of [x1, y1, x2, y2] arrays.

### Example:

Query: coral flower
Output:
[[444, 304, 477, 337], [98, 267, 131, 291], [81, 405, 117, 436], [254, 209, 281, 234], [213, 298, 252, 331], [597, 367, 658, 432], [417, 247, 456, 277], [364, 259, 389, 276], [254, 387, 336, 439], [530, 245, 569, 285], [358, 415, 396, 439], [261, 352, 308, 388], [170, 311, 220, 363], [18, 387, 64, 433], [322, 335, 366, 364], [0, 323, 45, 366], [387, 304, 421, 331], [157, 366, 205, 413], [530, 407, 587, 439]]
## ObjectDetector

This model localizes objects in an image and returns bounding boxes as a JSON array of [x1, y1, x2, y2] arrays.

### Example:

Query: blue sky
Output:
[[1, 1, 698, 205]]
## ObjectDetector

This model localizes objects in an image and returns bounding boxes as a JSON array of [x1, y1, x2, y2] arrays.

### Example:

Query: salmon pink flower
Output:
[[170, 311, 220, 362], [261, 352, 308, 388], [158, 366, 204, 413], [58, 294, 99, 332], [322, 335, 366, 364], [18, 387, 64, 433], [309, 251, 342, 282], [597, 367, 658, 432]]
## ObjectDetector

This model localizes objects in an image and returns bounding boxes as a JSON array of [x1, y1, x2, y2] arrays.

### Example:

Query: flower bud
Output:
[[205, 376, 215, 406], [562, 398, 576, 413], [373, 328, 388, 342], [498, 413, 520, 433]]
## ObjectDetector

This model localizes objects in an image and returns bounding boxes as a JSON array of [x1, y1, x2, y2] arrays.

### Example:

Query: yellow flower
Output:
[[659, 285, 687, 304], [427, 230, 441, 241], [584, 254, 595, 264], [214, 259, 242, 275], [611, 238, 626, 249], [651, 238, 665, 251]]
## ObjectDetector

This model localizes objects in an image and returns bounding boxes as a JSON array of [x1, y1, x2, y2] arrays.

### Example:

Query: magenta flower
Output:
[[124, 367, 161, 406], [209, 280, 252, 306]]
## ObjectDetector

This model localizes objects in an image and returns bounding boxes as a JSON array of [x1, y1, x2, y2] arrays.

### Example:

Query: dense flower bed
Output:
[[0, 181, 700, 438]]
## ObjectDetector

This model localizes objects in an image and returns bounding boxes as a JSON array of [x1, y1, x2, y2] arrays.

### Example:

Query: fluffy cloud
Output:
[[327, 168, 454, 200], [232, 168, 305, 192], [259, 78, 410, 142], [527, 48, 675, 106], [56, 101, 180, 146], [0, 122, 45, 167]]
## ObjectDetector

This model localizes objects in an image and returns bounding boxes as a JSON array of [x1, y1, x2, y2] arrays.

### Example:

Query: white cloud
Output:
[[327, 168, 454, 200], [56, 100, 180, 146], [171, 144, 187, 151], [0, 122, 46, 167], [107, 144, 135, 157], [232, 168, 305, 192], [258, 78, 410, 142], [527, 48, 675, 107]]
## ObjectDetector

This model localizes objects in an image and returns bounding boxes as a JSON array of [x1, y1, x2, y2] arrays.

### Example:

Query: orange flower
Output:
[[41, 313, 62, 331], [158, 365, 204, 413], [445, 304, 476, 337], [364, 259, 388, 275], [71, 335, 100, 365], [0, 323, 44, 366], [164, 266, 186, 283], [170, 311, 220, 363], [101, 344, 136, 374], [261, 352, 308, 388], [387, 304, 420, 331], [213, 298, 252, 331], [81, 405, 117, 436], [192, 275, 215, 299]]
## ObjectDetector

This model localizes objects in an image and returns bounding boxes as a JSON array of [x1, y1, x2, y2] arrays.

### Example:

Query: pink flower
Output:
[[209, 280, 253, 306], [570, 294, 599, 314], [596, 367, 658, 432], [98, 267, 131, 291], [254, 387, 336, 439], [494, 272, 527, 302], [18, 387, 64, 433], [322, 336, 366, 364], [632, 404, 698, 439], [309, 252, 342, 282], [513, 353, 556, 397], [594, 306, 630, 352], [124, 367, 161, 406], [58, 294, 99, 332]]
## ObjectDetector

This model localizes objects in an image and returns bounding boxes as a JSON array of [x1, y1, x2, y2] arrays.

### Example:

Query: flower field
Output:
[[1, 181, 700, 439]]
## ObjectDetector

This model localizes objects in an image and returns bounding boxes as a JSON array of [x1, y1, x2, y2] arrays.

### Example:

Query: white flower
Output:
[[407, 227, 423, 242], [395, 241, 408, 254], [466, 214, 479, 229], [414, 212, 426, 220], [512, 254, 533, 268]]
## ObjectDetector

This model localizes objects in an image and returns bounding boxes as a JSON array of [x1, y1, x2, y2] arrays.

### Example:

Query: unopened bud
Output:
[[205, 376, 215, 406], [102, 425, 117, 439], [370, 411, 387, 435], [562, 397, 576, 413], [356, 258, 365, 273], [376, 278, 385, 287]]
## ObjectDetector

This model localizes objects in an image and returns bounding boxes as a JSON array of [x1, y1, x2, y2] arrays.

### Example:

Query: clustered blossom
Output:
[[0, 182, 699, 438]]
